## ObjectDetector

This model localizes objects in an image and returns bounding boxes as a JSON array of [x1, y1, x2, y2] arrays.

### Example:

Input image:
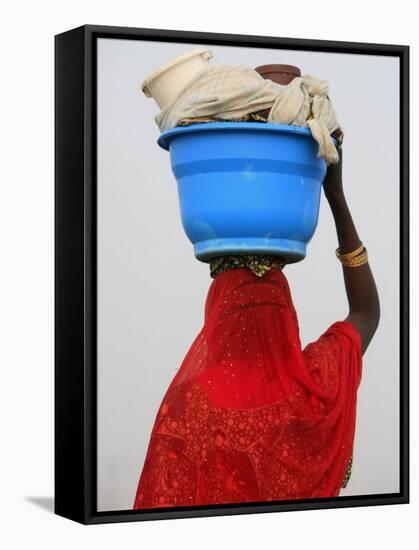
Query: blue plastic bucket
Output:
[[158, 122, 328, 263]]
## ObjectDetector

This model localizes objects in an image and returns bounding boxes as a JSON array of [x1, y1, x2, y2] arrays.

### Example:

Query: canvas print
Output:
[[95, 37, 401, 514]]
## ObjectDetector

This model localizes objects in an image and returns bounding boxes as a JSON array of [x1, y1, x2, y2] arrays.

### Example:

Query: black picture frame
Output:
[[55, 24, 410, 525]]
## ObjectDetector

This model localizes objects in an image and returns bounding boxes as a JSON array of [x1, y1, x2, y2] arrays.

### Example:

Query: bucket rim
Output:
[[157, 122, 320, 151]]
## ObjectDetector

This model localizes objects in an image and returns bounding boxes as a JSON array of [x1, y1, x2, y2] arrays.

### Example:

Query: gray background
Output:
[[97, 38, 400, 512]]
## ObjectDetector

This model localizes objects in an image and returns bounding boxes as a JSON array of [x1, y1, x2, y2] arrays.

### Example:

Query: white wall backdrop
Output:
[[97, 39, 400, 511]]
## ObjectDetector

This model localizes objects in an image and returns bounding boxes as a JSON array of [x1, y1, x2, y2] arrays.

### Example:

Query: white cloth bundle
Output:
[[155, 64, 341, 164]]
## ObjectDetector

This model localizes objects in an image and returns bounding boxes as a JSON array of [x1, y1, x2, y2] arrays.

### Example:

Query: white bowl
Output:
[[141, 47, 212, 110]]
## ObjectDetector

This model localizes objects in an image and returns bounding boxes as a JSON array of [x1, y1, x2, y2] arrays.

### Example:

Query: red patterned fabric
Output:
[[133, 267, 362, 509]]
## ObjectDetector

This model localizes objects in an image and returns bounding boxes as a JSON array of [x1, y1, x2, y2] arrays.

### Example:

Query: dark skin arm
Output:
[[323, 147, 380, 355]]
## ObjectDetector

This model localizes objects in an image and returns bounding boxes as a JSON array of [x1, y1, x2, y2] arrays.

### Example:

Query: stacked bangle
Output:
[[335, 242, 368, 267]]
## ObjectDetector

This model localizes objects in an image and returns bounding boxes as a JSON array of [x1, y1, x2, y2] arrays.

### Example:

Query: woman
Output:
[[133, 148, 380, 508]]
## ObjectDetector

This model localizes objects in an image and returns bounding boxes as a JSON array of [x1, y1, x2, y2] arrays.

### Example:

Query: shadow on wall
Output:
[[25, 496, 54, 513]]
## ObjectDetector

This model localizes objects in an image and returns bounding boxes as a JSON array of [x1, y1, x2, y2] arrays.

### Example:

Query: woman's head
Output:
[[205, 267, 296, 324]]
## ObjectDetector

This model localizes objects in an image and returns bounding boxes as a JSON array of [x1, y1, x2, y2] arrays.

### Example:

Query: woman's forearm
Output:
[[326, 189, 380, 353], [327, 190, 361, 254]]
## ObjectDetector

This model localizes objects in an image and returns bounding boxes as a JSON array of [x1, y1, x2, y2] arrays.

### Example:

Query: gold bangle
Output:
[[340, 249, 369, 267], [335, 242, 364, 259]]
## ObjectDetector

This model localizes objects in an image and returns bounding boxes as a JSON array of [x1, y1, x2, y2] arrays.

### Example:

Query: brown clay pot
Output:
[[254, 64, 301, 85]]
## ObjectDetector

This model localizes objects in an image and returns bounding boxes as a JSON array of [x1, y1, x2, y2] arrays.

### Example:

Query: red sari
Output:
[[133, 267, 362, 508]]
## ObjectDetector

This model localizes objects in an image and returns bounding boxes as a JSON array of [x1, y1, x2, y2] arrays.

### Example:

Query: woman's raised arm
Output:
[[322, 148, 380, 355]]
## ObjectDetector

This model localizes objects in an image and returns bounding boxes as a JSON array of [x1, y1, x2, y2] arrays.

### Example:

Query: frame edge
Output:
[[55, 25, 90, 525]]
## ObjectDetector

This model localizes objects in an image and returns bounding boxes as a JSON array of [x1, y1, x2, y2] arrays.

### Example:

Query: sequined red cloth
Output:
[[133, 267, 362, 509]]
